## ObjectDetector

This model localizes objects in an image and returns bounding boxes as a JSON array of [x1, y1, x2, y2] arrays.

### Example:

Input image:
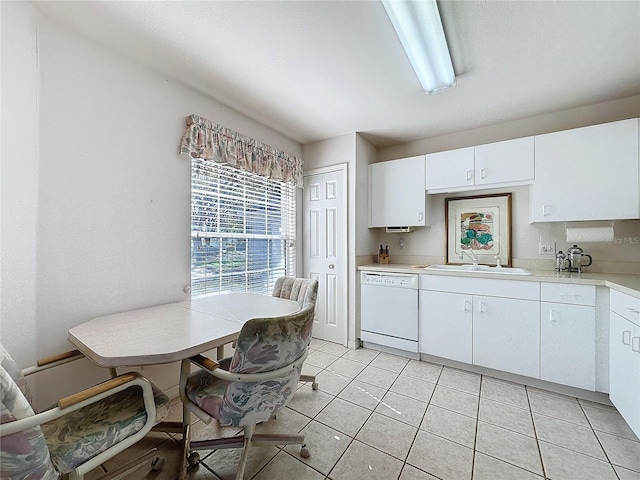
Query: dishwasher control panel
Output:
[[360, 272, 418, 289]]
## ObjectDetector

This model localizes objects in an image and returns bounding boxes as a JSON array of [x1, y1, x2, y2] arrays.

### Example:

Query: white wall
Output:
[[302, 133, 377, 348], [1, 7, 302, 408], [355, 134, 378, 258], [378, 96, 640, 161], [355, 134, 378, 341], [1, 1, 40, 364], [303, 134, 356, 346]]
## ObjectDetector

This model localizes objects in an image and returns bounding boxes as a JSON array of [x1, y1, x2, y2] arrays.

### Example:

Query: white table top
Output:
[[68, 293, 300, 368]]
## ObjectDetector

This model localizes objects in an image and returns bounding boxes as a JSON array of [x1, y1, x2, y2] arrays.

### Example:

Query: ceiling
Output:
[[32, 1, 640, 148]]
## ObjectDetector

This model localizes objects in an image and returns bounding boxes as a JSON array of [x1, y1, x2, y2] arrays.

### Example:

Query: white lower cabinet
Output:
[[419, 275, 539, 378], [609, 290, 640, 439], [419, 290, 472, 364], [540, 283, 596, 390], [472, 295, 540, 378], [540, 302, 595, 390]]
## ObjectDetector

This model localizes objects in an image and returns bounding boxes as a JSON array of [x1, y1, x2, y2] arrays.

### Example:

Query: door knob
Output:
[[329, 264, 334, 269]]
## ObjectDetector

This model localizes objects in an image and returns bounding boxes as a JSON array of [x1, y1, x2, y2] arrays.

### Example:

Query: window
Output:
[[191, 158, 296, 297]]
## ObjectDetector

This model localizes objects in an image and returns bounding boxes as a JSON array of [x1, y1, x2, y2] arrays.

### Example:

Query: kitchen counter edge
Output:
[[358, 264, 640, 299]]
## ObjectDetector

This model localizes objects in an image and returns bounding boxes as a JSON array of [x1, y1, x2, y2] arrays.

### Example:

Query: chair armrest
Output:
[[21, 349, 85, 376], [0, 372, 157, 437], [188, 349, 309, 383], [58, 372, 139, 409], [189, 354, 220, 372], [37, 349, 84, 367]]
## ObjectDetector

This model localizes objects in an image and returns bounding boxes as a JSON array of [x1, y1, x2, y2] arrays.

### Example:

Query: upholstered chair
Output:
[[179, 303, 316, 480], [0, 343, 170, 480], [272, 276, 319, 389]]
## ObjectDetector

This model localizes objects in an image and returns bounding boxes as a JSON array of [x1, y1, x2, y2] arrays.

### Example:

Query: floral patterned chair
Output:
[[272, 277, 319, 389], [0, 343, 170, 480], [179, 301, 316, 480]]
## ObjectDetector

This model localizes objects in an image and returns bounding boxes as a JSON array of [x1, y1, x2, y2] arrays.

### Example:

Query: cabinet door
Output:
[[531, 118, 639, 222], [540, 302, 595, 390], [475, 137, 534, 186], [609, 312, 640, 439], [419, 290, 472, 363], [473, 296, 540, 378], [426, 147, 474, 191], [369, 155, 426, 227]]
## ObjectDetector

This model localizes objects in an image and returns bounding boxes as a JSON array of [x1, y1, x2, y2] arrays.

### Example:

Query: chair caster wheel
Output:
[[300, 445, 310, 458], [187, 452, 200, 467], [151, 456, 165, 471], [311, 382, 318, 390]]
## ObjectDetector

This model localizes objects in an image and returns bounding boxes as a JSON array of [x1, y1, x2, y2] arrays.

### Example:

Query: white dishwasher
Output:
[[360, 271, 419, 353]]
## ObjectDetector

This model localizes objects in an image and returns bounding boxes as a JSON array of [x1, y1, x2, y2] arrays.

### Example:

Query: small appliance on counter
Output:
[[555, 244, 593, 273]]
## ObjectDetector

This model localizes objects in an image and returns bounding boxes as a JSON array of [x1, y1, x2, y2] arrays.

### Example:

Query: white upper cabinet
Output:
[[368, 155, 428, 227], [474, 137, 534, 186], [426, 147, 475, 191], [426, 137, 534, 193], [531, 118, 639, 223]]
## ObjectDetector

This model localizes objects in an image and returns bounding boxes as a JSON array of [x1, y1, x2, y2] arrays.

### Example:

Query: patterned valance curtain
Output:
[[180, 114, 303, 187]]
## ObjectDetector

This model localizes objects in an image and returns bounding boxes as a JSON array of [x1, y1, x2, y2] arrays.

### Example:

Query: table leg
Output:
[[179, 402, 192, 480]]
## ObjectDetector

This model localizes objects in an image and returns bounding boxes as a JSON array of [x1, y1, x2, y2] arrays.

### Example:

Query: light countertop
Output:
[[358, 264, 640, 298]]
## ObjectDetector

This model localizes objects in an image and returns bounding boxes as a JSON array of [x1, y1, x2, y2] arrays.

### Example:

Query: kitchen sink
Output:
[[424, 264, 532, 275]]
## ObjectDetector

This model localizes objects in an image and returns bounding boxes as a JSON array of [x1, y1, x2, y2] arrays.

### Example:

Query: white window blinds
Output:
[[191, 158, 296, 297]]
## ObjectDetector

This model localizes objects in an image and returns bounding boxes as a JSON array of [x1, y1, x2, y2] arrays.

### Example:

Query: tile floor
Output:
[[101, 340, 640, 480]]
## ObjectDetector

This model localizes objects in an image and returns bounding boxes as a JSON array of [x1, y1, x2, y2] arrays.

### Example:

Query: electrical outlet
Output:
[[538, 242, 556, 255], [399, 237, 405, 252]]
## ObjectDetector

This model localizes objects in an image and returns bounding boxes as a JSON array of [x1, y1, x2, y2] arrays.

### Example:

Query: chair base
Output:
[[300, 374, 318, 390], [188, 425, 308, 480], [88, 448, 162, 480]]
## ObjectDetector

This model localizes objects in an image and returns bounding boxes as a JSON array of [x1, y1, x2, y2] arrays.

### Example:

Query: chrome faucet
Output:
[[458, 250, 479, 266]]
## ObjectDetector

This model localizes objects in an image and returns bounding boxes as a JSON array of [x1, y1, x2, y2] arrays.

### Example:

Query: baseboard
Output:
[[164, 384, 180, 401], [420, 353, 612, 405]]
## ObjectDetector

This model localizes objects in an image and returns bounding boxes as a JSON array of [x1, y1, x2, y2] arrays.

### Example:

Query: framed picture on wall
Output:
[[445, 193, 512, 267]]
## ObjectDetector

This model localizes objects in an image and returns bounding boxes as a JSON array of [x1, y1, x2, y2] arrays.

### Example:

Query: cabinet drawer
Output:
[[540, 283, 595, 306], [420, 275, 539, 300], [610, 289, 640, 327]]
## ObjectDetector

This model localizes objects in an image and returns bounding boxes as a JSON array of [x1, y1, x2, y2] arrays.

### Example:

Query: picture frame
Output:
[[445, 193, 512, 267]]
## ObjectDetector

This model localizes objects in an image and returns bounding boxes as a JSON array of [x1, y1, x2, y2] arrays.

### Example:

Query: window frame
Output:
[[190, 158, 296, 297]]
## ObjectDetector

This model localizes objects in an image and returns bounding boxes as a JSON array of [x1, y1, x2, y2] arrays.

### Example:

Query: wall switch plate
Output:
[[538, 242, 556, 255]]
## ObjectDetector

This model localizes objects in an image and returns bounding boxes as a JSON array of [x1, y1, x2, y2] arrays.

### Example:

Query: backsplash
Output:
[[370, 186, 640, 275]]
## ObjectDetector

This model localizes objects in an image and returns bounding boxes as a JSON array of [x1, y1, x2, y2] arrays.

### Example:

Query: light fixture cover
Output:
[[382, 0, 456, 94]]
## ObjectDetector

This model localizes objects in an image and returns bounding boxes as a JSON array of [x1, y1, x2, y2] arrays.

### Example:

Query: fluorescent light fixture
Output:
[[382, 0, 456, 94]]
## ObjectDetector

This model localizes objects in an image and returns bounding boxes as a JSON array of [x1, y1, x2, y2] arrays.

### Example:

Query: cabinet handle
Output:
[[558, 293, 578, 297], [627, 307, 640, 314], [632, 337, 640, 353], [542, 205, 550, 217], [622, 330, 632, 345], [464, 300, 471, 312], [418, 212, 423, 222], [549, 309, 558, 323], [479, 301, 486, 314], [466, 170, 473, 181], [480, 168, 487, 179]]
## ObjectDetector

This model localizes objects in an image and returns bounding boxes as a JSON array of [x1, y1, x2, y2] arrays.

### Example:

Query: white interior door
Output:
[[303, 165, 347, 345]]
